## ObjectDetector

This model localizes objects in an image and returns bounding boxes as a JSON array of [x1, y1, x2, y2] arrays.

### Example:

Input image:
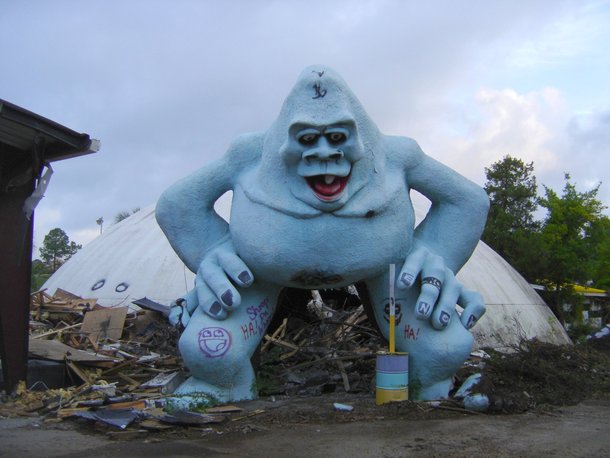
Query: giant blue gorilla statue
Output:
[[156, 66, 489, 401]]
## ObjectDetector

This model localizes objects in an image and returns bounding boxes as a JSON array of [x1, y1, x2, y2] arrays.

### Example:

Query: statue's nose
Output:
[[302, 147, 344, 163]]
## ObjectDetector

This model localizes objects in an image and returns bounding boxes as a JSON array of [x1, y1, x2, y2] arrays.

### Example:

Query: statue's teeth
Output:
[[324, 175, 335, 185]]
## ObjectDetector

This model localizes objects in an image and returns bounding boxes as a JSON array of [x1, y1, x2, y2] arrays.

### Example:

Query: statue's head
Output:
[[262, 66, 382, 212]]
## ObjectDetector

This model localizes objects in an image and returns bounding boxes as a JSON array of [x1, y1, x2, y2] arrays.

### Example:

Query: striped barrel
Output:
[[375, 353, 409, 404]]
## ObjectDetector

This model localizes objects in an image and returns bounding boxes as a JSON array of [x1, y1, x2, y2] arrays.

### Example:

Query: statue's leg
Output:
[[363, 270, 473, 400], [176, 281, 279, 402]]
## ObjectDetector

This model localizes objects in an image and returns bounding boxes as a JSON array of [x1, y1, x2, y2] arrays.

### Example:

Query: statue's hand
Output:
[[398, 245, 485, 330], [194, 237, 254, 320], [168, 289, 199, 328]]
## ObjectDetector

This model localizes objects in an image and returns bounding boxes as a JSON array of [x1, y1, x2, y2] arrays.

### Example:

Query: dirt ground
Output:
[[2, 337, 609, 457], [1, 395, 609, 457]]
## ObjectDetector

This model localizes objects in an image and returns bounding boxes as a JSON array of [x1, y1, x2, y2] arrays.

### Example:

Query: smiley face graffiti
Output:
[[198, 327, 232, 358]]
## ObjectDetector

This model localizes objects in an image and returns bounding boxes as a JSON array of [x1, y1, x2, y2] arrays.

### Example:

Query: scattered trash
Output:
[[470, 350, 490, 359], [333, 402, 354, 412], [462, 393, 490, 412], [140, 371, 184, 394], [159, 410, 227, 426], [72, 408, 140, 429], [1, 287, 607, 436], [587, 323, 610, 340], [454, 373, 482, 399]]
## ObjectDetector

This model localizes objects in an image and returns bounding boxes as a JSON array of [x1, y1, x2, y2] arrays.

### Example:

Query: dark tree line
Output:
[[482, 155, 609, 325]]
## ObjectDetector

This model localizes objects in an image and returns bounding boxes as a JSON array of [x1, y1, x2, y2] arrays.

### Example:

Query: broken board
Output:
[[80, 307, 128, 341]]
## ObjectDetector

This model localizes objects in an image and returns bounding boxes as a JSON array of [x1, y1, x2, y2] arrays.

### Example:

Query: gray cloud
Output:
[[1, 0, 605, 249]]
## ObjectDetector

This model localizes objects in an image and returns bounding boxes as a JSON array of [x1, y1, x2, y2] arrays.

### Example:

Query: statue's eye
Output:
[[326, 131, 347, 145], [298, 133, 319, 146]]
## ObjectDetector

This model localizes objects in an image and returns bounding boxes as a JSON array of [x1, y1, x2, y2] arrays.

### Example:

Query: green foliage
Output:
[[483, 158, 609, 327], [31, 259, 51, 291], [163, 393, 219, 412], [482, 155, 543, 281], [484, 155, 539, 232], [255, 346, 285, 396], [538, 175, 608, 319], [39, 228, 82, 272], [588, 216, 610, 290]]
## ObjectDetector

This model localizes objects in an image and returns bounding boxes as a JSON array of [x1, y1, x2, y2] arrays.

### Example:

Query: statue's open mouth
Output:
[[306, 174, 349, 201]]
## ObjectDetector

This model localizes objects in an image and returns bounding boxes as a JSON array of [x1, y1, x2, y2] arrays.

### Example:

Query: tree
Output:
[[31, 258, 51, 292], [482, 155, 543, 281], [588, 216, 610, 290], [114, 207, 140, 224], [538, 174, 608, 321], [39, 228, 82, 272]]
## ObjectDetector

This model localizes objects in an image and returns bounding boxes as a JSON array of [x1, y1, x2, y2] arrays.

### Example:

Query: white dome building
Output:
[[42, 198, 570, 349]]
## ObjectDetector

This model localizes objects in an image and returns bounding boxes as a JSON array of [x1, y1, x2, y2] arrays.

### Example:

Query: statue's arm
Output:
[[389, 136, 489, 330], [156, 132, 263, 272], [156, 133, 263, 319], [403, 138, 490, 272]]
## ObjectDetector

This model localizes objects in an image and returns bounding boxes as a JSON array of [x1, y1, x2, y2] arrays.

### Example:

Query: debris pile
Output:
[[0, 286, 608, 436], [0, 289, 178, 425], [256, 288, 384, 397], [2, 287, 386, 432], [458, 337, 610, 413]]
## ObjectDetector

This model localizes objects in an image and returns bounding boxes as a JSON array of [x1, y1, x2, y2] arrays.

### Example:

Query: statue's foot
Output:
[[414, 377, 454, 401], [174, 364, 257, 403]]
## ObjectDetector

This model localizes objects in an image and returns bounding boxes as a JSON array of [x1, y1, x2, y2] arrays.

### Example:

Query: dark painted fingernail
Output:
[[221, 290, 233, 307], [440, 311, 450, 327], [416, 301, 431, 317], [466, 315, 478, 329], [238, 271, 252, 284], [209, 301, 222, 315], [401, 273, 414, 286]]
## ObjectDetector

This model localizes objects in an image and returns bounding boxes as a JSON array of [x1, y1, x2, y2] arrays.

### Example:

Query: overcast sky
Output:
[[2, 0, 609, 253]]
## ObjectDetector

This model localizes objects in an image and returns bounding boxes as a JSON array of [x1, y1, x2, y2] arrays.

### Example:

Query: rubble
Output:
[[0, 287, 608, 437]]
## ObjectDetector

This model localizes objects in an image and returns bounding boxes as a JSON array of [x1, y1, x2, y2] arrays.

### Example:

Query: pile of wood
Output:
[[1, 286, 385, 430], [257, 288, 384, 396], [7, 289, 179, 421]]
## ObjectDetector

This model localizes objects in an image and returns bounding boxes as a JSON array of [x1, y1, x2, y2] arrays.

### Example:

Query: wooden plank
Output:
[[28, 338, 119, 363], [140, 371, 184, 394], [53, 288, 82, 301], [31, 322, 81, 339], [80, 307, 128, 341], [66, 360, 93, 385], [57, 407, 92, 418], [106, 399, 147, 410], [206, 405, 243, 414]]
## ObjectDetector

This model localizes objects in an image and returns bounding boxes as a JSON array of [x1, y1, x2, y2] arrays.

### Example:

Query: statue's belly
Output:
[[230, 192, 414, 289]]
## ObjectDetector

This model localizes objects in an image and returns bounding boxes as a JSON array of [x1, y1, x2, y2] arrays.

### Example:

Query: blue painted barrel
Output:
[[375, 353, 409, 404]]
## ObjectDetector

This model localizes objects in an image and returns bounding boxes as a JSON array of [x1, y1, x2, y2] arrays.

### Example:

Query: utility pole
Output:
[[96, 216, 104, 235]]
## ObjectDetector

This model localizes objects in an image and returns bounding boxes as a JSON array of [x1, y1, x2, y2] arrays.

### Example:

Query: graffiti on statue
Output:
[[198, 327, 232, 358], [157, 65, 489, 402], [241, 298, 271, 341]]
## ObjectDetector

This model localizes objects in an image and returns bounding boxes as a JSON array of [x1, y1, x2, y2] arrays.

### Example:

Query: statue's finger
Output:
[[217, 251, 254, 287], [458, 289, 486, 330], [183, 288, 200, 314], [168, 303, 186, 327], [198, 258, 241, 309], [195, 269, 231, 319], [431, 270, 461, 330], [414, 254, 444, 320], [398, 246, 427, 288]]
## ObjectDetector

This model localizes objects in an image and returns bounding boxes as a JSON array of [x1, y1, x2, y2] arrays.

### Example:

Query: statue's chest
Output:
[[229, 188, 414, 288]]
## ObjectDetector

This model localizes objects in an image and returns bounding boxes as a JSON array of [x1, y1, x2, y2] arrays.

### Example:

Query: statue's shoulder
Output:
[[223, 131, 265, 170], [383, 135, 425, 169]]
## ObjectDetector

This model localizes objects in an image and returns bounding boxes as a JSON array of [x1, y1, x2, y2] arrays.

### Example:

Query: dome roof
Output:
[[42, 198, 570, 349]]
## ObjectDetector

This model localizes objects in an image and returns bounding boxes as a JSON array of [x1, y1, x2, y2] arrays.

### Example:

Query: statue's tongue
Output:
[[313, 175, 342, 196]]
